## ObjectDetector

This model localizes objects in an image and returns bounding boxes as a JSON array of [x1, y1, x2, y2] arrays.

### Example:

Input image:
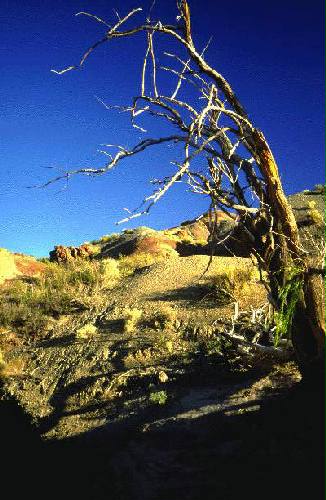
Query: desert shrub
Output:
[[0, 353, 25, 378], [147, 305, 177, 330], [37, 257, 50, 263], [0, 259, 120, 339], [99, 258, 120, 285], [122, 307, 142, 334], [149, 390, 168, 405], [209, 264, 255, 305], [210, 275, 236, 304], [46, 259, 119, 290], [180, 236, 194, 244], [90, 233, 119, 245], [100, 233, 119, 243], [89, 244, 101, 255], [68, 267, 97, 286], [203, 336, 223, 356], [0, 299, 50, 336], [306, 201, 324, 225], [75, 323, 98, 339], [0, 348, 6, 376], [313, 183, 325, 194], [196, 239, 208, 246]]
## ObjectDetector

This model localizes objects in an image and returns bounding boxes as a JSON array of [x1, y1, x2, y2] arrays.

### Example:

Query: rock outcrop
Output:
[[49, 244, 95, 263], [47, 213, 258, 262]]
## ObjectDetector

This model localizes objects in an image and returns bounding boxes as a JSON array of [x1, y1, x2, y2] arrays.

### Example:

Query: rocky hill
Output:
[[48, 185, 325, 264]]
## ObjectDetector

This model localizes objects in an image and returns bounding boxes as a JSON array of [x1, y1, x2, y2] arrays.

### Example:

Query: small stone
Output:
[[158, 371, 169, 383]]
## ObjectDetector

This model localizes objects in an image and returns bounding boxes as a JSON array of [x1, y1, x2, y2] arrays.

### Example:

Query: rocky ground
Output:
[[0, 187, 324, 499], [1, 362, 323, 500]]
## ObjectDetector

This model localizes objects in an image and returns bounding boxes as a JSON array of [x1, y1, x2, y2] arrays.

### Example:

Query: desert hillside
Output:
[[0, 186, 324, 500]]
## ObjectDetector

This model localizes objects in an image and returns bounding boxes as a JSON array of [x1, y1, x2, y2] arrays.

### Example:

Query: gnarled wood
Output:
[[251, 128, 325, 374]]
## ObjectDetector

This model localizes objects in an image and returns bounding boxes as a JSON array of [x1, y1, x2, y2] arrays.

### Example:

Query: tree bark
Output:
[[252, 129, 325, 380]]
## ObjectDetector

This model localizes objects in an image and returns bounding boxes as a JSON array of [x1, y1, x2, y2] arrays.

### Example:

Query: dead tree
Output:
[[50, 1, 324, 380]]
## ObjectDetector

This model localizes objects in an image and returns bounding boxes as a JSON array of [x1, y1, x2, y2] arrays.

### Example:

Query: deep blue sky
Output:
[[1, 0, 324, 257]]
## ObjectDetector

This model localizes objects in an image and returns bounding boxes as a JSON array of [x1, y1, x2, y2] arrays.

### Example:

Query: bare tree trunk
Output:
[[293, 270, 325, 380], [252, 130, 325, 380]]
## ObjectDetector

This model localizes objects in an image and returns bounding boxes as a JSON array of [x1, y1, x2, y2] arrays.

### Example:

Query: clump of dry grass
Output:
[[307, 200, 324, 225], [0, 259, 120, 340], [75, 323, 98, 339], [209, 263, 257, 305], [124, 347, 156, 368], [146, 305, 177, 330], [122, 307, 143, 334], [0, 349, 25, 378]]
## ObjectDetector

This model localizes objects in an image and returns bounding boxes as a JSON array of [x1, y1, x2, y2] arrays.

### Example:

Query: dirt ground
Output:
[[1, 190, 324, 500], [1, 362, 324, 500]]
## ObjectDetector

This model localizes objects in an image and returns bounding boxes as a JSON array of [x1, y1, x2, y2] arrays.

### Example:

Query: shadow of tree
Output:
[[1, 373, 323, 500], [146, 283, 233, 308]]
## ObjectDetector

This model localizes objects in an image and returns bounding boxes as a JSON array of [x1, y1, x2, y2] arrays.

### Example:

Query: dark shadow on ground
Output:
[[1, 369, 324, 500], [146, 283, 233, 308]]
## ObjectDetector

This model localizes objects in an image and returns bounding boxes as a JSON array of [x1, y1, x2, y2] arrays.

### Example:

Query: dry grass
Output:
[[0, 259, 120, 340], [118, 252, 168, 277], [208, 263, 257, 305], [307, 201, 324, 225], [75, 323, 98, 339], [122, 307, 143, 334], [0, 349, 25, 378], [124, 347, 157, 368], [146, 305, 177, 330]]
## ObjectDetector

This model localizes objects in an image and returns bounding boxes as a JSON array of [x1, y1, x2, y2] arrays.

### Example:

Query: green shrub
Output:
[[149, 390, 168, 405], [274, 265, 304, 346]]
